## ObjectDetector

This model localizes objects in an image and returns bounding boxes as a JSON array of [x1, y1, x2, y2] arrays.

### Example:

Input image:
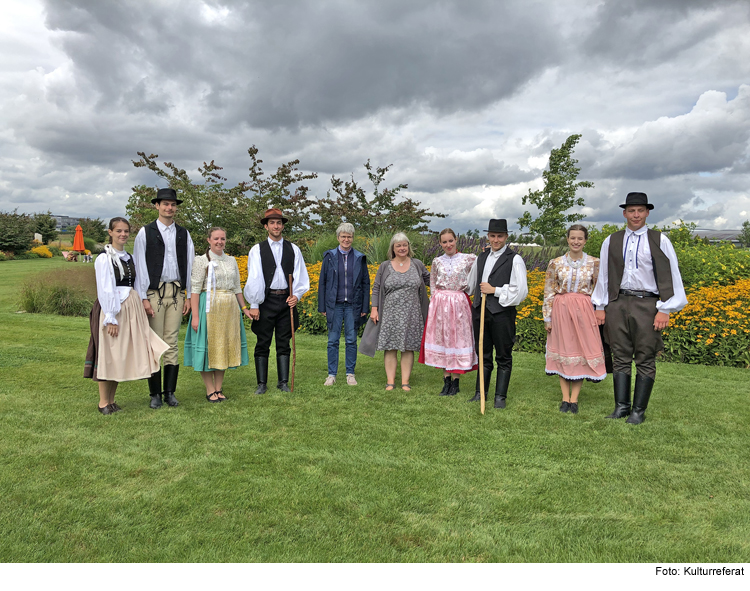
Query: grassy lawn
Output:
[[0, 258, 748, 562]]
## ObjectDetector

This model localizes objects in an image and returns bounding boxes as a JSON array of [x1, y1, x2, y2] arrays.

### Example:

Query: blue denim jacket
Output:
[[318, 248, 370, 330]]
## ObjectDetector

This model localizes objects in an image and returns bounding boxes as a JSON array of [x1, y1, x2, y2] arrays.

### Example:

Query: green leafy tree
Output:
[[583, 223, 624, 256], [34, 210, 58, 244], [0, 210, 35, 253], [738, 220, 750, 247], [78, 217, 108, 243], [313, 160, 446, 235], [517, 134, 594, 245], [660, 219, 698, 247]]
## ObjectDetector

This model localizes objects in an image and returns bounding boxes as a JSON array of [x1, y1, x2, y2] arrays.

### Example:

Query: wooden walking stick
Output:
[[289, 273, 296, 393], [479, 293, 486, 415]]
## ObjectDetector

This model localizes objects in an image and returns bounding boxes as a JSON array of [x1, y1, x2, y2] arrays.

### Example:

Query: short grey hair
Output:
[[336, 222, 355, 237], [388, 232, 414, 259]]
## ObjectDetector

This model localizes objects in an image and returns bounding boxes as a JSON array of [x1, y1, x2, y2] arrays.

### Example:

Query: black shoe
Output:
[[254, 357, 268, 395], [468, 391, 488, 402], [560, 401, 570, 413], [206, 391, 221, 403], [494, 395, 506, 409], [98, 404, 114, 415], [626, 375, 654, 425], [606, 372, 631, 418], [569, 402, 579, 414], [163, 365, 180, 407], [110, 402, 122, 412], [277, 355, 291, 392], [447, 378, 459, 396], [150, 393, 163, 409], [494, 370, 511, 409], [439, 375, 452, 396]]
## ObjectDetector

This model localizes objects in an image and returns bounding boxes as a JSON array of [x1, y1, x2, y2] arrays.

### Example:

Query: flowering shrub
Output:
[[30, 245, 53, 258], [674, 244, 750, 292], [515, 271, 547, 353]]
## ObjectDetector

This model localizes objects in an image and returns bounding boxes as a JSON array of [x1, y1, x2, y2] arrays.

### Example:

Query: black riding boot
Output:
[[277, 355, 291, 392], [606, 372, 631, 418], [439, 375, 452, 396], [162, 364, 179, 406], [468, 367, 492, 402], [494, 369, 511, 409], [626, 374, 654, 425], [447, 378, 460, 396], [254, 357, 268, 395], [148, 369, 162, 409]]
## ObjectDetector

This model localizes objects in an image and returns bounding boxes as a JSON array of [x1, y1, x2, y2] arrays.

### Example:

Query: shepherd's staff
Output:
[[288, 273, 296, 393], [478, 293, 487, 415]]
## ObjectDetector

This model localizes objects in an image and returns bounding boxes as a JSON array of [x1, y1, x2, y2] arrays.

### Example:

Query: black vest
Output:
[[259, 239, 295, 296], [607, 229, 674, 303], [144, 221, 189, 291], [113, 256, 136, 288], [473, 248, 517, 314]]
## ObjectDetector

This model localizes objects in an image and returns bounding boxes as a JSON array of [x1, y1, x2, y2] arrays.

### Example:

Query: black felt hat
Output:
[[151, 187, 183, 205], [619, 192, 654, 210], [485, 218, 509, 233]]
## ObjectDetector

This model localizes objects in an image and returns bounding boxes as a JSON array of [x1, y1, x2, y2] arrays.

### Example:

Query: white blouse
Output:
[[243, 238, 310, 308], [95, 250, 134, 326]]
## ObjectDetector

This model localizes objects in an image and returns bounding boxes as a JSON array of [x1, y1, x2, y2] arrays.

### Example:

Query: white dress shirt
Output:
[[466, 246, 529, 307], [95, 250, 133, 326], [243, 237, 310, 309], [133, 219, 195, 300], [590, 226, 688, 314]]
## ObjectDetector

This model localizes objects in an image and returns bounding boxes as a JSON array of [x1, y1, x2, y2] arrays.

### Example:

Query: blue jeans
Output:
[[327, 302, 358, 375]]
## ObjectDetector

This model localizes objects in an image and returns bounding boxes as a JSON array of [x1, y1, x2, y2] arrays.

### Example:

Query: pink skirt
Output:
[[545, 292, 606, 381], [419, 290, 477, 373]]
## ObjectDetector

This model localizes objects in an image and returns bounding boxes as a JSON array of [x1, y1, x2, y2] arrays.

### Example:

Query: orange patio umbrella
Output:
[[72, 224, 85, 252]]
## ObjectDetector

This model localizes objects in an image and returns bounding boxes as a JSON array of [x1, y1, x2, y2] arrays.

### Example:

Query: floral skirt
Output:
[[184, 290, 249, 371], [545, 292, 606, 381], [419, 290, 477, 373]]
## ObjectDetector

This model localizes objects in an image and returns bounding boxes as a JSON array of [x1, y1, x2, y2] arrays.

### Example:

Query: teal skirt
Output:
[[184, 291, 249, 371]]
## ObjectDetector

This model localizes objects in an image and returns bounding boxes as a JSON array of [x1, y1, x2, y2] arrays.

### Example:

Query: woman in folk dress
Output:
[[184, 227, 252, 402], [419, 228, 477, 396], [543, 224, 606, 413], [84, 217, 169, 414]]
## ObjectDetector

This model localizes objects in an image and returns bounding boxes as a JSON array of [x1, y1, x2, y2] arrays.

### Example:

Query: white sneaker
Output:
[[346, 374, 357, 386], [324, 375, 336, 386]]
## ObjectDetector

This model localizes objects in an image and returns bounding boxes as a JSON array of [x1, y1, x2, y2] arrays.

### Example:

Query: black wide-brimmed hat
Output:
[[619, 192, 654, 210], [151, 187, 183, 205], [485, 218, 509, 233], [260, 208, 289, 226]]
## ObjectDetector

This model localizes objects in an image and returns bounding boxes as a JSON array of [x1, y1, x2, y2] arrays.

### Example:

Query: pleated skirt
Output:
[[545, 292, 606, 381], [184, 290, 249, 372], [84, 290, 169, 382]]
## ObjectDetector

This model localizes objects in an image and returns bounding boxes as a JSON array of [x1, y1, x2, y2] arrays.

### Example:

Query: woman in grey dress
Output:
[[368, 233, 430, 390]]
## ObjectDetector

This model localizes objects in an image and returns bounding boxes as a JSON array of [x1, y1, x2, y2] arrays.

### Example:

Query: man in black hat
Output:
[[466, 219, 528, 408], [133, 187, 195, 409], [591, 192, 687, 424], [243, 208, 310, 394]]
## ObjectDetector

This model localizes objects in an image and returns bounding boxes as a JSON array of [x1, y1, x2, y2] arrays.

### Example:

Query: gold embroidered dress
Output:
[[543, 253, 606, 381], [184, 252, 249, 371]]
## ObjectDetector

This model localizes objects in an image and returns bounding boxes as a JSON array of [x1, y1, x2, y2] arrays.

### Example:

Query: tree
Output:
[[34, 210, 58, 244], [738, 220, 750, 248], [312, 160, 446, 235], [0, 210, 35, 253], [517, 134, 594, 245], [78, 217, 107, 243]]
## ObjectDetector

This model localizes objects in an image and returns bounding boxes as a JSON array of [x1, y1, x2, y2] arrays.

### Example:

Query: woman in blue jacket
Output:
[[318, 223, 370, 386]]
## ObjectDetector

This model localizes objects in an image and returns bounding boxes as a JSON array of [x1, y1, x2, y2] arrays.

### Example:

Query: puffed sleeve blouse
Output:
[[190, 253, 242, 295], [542, 254, 600, 323], [95, 250, 134, 326]]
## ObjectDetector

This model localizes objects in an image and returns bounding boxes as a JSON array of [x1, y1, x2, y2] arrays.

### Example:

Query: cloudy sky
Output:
[[2, 0, 749, 233]]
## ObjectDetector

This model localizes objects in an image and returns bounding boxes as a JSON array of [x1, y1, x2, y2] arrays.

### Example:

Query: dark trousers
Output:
[[473, 306, 516, 375], [251, 293, 299, 358], [605, 295, 662, 379]]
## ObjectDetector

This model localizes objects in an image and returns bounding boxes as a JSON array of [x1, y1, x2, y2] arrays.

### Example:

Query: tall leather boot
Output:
[[254, 357, 268, 395], [148, 369, 162, 409], [468, 367, 492, 402], [606, 372, 631, 418], [277, 355, 291, 392], [447, 378, 460, 396], [494, 369, 511, 409], [439, 375, 452, 396], [626, 374, 654, 425], [163, 364, 180, 407]]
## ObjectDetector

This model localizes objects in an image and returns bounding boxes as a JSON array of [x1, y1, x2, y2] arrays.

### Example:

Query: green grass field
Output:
[[0, 258, 748, 562]]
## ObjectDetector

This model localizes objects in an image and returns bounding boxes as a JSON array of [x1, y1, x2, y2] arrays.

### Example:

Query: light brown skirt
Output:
[[95, 290, 169, 382]]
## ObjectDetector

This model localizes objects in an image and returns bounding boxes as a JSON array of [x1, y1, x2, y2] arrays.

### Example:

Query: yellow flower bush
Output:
[[30, 245, 53, 258]]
